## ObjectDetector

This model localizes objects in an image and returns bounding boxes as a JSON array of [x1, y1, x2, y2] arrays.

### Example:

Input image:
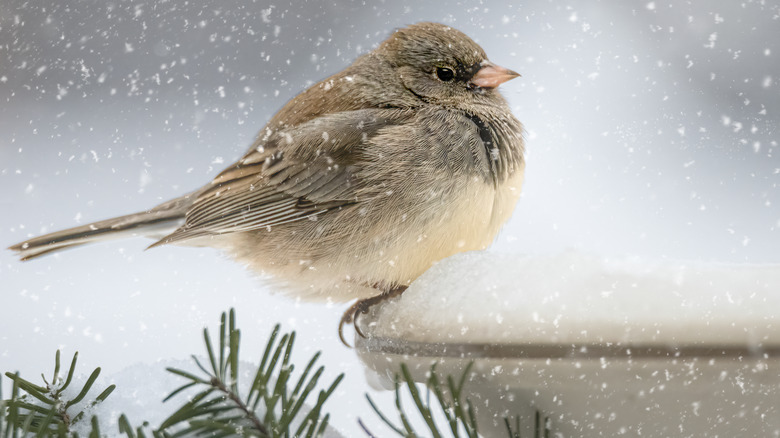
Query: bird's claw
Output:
[[338, 285, 408, 347]]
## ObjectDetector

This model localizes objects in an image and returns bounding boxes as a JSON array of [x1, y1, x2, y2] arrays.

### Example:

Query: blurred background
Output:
[[1, 0, 778, 435]]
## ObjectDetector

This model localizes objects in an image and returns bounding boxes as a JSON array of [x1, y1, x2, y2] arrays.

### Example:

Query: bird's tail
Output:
[[8, 190, 200, 261]]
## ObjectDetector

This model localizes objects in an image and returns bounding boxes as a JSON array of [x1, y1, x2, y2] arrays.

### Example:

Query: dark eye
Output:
[[436, 67, 455, 82]]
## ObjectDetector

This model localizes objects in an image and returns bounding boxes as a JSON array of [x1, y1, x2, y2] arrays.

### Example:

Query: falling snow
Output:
[[2, 1, 779, 437]]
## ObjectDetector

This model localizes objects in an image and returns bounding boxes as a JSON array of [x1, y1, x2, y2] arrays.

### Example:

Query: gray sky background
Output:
[[1, 0, 778, 435]]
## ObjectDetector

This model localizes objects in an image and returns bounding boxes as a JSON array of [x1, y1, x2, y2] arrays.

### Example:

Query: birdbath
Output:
[[355, 252, 780, 437]]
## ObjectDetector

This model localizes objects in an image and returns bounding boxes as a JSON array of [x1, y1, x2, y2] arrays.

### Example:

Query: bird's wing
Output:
[[152, 108, 411, 246]]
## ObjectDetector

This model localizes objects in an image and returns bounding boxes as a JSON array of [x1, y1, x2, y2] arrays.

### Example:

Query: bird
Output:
[[9, 22, 525, 344]]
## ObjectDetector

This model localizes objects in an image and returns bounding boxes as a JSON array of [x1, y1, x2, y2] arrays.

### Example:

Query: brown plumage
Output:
[[9, 22, 525, 338]]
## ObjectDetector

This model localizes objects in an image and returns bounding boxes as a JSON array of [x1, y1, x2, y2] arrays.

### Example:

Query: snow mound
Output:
[[364, 251, 780, 347]]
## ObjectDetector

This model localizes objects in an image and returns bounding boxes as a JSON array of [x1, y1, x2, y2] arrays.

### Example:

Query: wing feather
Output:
[[152, 109, 412, 246]]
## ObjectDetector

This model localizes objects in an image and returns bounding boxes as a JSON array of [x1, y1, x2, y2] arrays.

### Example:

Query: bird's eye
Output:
[[436, 67, 455, 82]]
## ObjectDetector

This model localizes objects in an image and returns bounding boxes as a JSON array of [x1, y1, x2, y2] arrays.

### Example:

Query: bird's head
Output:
[[376, 22, 520, 109]]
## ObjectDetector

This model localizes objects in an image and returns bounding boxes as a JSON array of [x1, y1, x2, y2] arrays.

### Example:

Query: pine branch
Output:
[[364, 362, 551, 438], [159, 309, 343, 438], [211, 376, 269, 435], [1, 351, 115, 437]]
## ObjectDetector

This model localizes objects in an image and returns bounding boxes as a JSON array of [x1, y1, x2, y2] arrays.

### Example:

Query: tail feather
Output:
[[9, 190, 200, 261]]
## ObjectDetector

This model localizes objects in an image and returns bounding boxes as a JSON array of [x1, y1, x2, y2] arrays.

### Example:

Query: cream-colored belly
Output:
[[348, 166, 525, 291]]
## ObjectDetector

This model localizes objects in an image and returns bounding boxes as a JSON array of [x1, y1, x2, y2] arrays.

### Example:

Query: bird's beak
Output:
[[470, 61, 521, 89]]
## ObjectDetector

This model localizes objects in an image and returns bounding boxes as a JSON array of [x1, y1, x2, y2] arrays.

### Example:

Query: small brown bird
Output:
[[9, 22, 525, 342]]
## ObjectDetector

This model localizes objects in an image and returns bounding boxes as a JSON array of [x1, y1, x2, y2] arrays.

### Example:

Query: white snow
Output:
[[363, 251, 780, 348]]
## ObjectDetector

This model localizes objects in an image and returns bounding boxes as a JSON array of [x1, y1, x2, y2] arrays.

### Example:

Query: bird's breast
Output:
[[371, 164, 525, 286]]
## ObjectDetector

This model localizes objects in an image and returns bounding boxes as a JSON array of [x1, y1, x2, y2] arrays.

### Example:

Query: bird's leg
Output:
[[339, 285, 408, 346]]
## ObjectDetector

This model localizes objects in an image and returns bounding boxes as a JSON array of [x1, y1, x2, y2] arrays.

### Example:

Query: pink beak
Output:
[[470, 61, 521, 89]]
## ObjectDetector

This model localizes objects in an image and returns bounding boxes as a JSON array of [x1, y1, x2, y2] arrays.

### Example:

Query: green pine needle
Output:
[[1, 352, 115, 437], [364, 362, 550, 438], [159, 309, 342, 438]]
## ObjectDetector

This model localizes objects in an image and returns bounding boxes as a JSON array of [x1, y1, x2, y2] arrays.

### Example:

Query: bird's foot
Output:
[[338, 285, 408, 347]]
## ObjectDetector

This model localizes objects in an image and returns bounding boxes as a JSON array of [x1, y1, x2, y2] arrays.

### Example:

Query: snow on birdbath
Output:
[[355, 251, 780, 437]]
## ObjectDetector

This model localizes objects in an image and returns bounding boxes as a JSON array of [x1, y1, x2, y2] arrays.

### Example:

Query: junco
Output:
[[10, 22, 525, 342]]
